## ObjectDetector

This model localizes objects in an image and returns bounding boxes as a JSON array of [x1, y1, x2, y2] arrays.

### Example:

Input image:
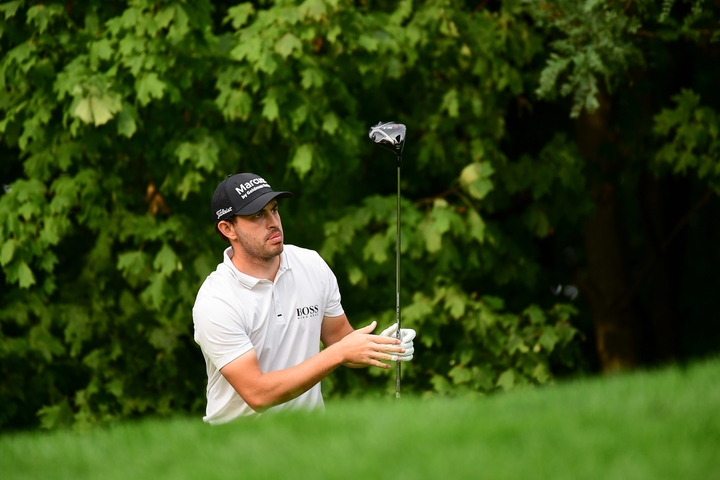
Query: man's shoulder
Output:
[[282, 245, 335, 286], [283, 244, 323, 263], [194, 262, 237, 305]]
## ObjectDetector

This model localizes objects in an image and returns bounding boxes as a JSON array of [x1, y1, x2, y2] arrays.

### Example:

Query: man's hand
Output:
[[333, 321, 406, 369], [379, 323, 416, 362]]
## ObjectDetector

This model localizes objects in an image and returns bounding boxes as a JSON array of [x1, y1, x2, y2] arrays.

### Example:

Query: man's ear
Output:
[[217, 220, 236, 241]]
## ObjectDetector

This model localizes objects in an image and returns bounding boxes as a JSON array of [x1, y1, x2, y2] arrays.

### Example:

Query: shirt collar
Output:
[[222, 246, 291, 288]]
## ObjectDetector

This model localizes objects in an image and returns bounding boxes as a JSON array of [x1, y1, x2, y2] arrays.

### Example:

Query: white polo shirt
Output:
[[192, 244, 344, 424]]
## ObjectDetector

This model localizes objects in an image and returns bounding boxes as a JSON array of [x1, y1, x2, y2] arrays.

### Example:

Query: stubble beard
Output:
[[236, 227, 284, 262]]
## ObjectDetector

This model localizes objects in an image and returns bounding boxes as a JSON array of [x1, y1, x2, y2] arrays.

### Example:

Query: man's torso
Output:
[[192, 244, 342, 423]]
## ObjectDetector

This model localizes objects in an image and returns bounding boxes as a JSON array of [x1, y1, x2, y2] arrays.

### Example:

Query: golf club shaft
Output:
[[396, 161, 401, 399]]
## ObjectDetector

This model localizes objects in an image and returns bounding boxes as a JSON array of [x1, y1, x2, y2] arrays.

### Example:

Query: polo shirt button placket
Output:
[[273, 288, 285, 325]]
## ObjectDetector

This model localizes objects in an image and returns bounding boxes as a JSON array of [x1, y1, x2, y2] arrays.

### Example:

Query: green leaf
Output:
[[106, 378, 124, 398], [482, 296, 505, 310], [176, 171, 204, 200], [524, 205, 550, 237], [117, 251, 148, 280], [140, 273, 165, 310], [441, 89, 460, 117], [363, 233, 388, 264], [89, 96, 118, 126], [431, 202, 454, 235], [322, 112, 339, 134], [135, 73, 166, 106], [167, 5, 189, 43], [0, 239, 16, 266], [275, 33, 302, 59], [0, 1, 22, 19], [449, 366, 472, 384], [539, 326, 560, 352], [29, 324, 65, 360], [17, 261, 36, 288], [404, 293, 434, 325], [358, 34, 379, 52], [460, 162, 495, 200], [496, 369, 515, 391], [225, 3, 254, 29], [347, 264, 364, 285], [73, 94, 122, 126], [533, 363, 550, 384], [56, 143, 82, 171], [508, 335, 529, 354], [420, 217, 442, 253], [301, 68, 324, 89], [524, 305, 546, 325], [149, 326, 179, 353], [73, 98, 93, 124], [38, 399, 74, 430], [444, 289, 466, 319], [116, 107, 137, 138], [220, 90, 252, 121], [90, 39, 113, 65], [261, 94, 279, 121], [430, 374, 453, 394], [299, 0, 327, 20], [26, 4, 64, 34], [290, 144, 313, 179], [155, 6, 175, 30], [467, 209, 485, 243], [175, 137, 219, 171], [153, 244, 181, 276]]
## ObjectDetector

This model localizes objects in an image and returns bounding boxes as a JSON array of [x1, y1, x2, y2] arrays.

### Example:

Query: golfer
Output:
[[193, 173, 416, 424]]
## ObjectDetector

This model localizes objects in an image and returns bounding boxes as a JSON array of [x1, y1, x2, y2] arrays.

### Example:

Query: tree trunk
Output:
[[576, 94, 639, 372]]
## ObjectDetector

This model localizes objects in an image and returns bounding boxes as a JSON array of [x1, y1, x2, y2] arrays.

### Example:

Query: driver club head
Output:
[[368, 121, 406, 160]]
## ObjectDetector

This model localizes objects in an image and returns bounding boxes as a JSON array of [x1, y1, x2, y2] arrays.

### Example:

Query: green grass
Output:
[[3, 358, 720, 480]]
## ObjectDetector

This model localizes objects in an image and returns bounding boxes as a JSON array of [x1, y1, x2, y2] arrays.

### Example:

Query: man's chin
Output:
[[266, 243, 283, 257]]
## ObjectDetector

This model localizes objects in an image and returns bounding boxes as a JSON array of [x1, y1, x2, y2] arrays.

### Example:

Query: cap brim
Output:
[[235, 191, 293, 216]]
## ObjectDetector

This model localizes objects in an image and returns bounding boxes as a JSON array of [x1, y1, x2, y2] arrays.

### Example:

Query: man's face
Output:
[[222, 200, 284, 260]]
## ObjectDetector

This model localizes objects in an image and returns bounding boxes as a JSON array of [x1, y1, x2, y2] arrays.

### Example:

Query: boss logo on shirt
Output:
[[296, 304, 320, 319]]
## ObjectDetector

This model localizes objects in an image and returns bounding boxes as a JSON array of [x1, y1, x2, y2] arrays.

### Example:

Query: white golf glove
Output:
[[379, 323, 416, 362]]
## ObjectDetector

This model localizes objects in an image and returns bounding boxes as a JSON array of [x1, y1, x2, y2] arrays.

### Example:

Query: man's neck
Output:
[[229, 246, 281, 282]]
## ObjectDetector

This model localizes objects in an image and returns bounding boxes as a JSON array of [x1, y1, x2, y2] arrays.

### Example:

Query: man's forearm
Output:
[[222, 344, 346, 413], [221, 321, 401, 412]]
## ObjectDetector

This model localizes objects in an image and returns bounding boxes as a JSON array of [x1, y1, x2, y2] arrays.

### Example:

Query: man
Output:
[[193, 173, 416, 424]]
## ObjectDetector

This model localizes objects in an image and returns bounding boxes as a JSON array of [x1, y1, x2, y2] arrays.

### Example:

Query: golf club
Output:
[[368, 121, 406, 398]]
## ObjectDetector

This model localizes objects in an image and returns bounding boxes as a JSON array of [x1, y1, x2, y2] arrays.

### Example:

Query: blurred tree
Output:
[[525, 0, 720, 371], [0, 0, 718, 430]]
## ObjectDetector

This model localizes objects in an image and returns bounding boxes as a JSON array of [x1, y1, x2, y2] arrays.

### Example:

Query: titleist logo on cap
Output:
[[216, 207, 233, 219]]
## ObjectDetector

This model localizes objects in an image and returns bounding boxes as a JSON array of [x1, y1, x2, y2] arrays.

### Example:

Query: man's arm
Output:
[[321, 313, 371, 368], [320, 313, 355, 347], [219, 320, 402, 412]]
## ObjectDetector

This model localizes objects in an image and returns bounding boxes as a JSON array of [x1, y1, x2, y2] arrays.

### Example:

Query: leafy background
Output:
[[1, 0, 719, 430]]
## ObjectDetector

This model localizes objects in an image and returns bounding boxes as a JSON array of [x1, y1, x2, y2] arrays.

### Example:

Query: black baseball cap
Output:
[[211, 173, 293, 223]]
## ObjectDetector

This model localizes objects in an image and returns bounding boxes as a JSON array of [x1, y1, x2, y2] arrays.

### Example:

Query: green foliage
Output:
[[526, 0, 643, 117], [0, 0, 219, 429], [653, 89, 720, 192], [526, 0, 716, 117], [1, 0, 717, 430]]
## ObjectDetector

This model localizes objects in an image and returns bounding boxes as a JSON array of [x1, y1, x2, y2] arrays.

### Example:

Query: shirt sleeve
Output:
[[193, 294, 254, 370], [320, 255, 344, 318]]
